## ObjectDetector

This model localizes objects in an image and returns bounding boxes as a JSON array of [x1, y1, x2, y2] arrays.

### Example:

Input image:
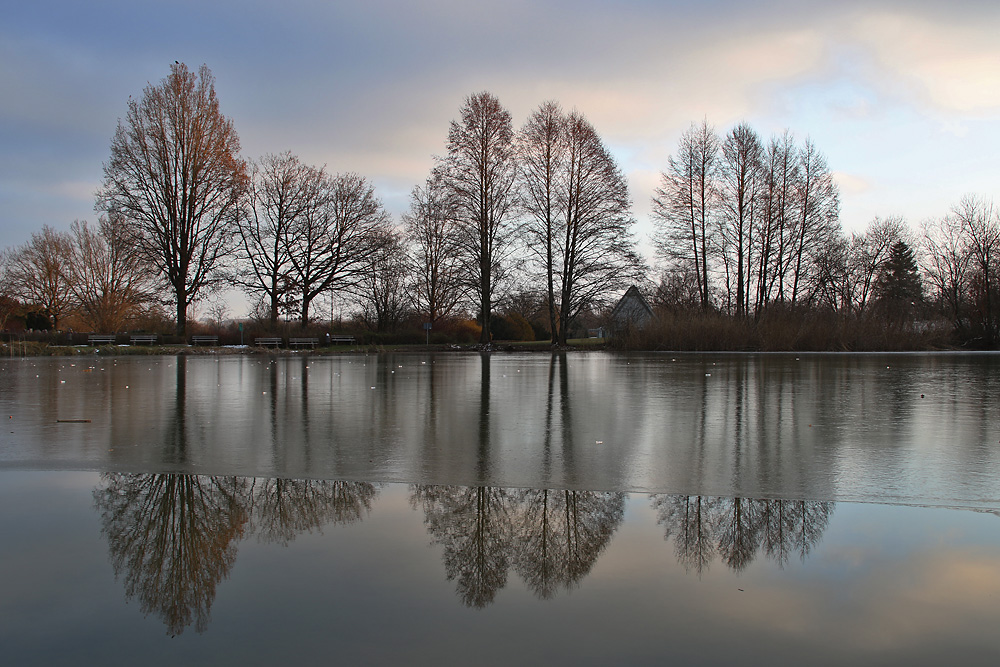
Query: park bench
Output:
[[289, 337, 319, 348], [88, 334, 116, 345], [255, 337, 283, 347], [129, 334, 157, 345], [328, 335, 356, 344], [191, 335, 219, 346]]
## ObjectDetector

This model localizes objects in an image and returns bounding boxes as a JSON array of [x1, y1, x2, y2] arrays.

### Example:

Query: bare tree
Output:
[[97, 63, 246, 336], [921, 214, 972, 330], [203, 299, 230, 331], [519, 100, 566, 341], [237, 152, 319, 330], [789, 138, 840, 305], [718, 122, 763, 315], [3, 225, 74, 329], [520, 105, 644, 344], [849, 216, 905, 315], [0, 252, 16, 330], [438, 92, 518, 343], [811, 232, 852, 313], [357, 228, 411, 333], [404, 174, 463, 324], [284, 172, 390, 327], [66, 216, 154, 332], [653, 121, 843, 316], [652, 120, 720, 308], [753, 131, 799, 308], [953, 195, 1000, 344]]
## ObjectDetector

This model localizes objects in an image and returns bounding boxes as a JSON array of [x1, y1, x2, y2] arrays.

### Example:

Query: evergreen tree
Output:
[[874, 240, 922, 318]]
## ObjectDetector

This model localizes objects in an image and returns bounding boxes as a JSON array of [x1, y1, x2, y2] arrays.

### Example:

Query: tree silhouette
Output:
[[2, 225, 73, 329], [404, 174, 464, 325], [250, 478, 378, 545], [412, 485, 515, 608], [652, 120, 720, 309], [93, 473, 250, 635], [874, 240, 923, 318], [437, 92, 518, 343], [511, 489, 625, 599], [518, 103, 644, 344], [94, 473, 380, 634], [653, 494, 834, 574], [98, 63, 245, 336], [653, 495, 720, 576], [236, 152, 319, 329]]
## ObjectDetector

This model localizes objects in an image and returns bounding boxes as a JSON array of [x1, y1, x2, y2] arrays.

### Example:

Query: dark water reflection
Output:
[[652, 495, 833, 575], [3, 470, 1000, 665], [412, 485, 625, 607], [2, 352, 998, 506], [90, 471, 834, 632], [93, 473, 377, 634]]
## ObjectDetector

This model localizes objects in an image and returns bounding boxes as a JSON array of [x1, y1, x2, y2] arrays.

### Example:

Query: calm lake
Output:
[[2, 352, 999, 664]]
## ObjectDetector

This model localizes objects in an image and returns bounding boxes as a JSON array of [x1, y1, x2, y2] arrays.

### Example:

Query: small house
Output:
[[610, 286, 653, 331]]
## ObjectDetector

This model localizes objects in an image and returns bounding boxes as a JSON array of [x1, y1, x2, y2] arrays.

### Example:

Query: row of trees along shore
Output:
[[1, 63, 998, 349]]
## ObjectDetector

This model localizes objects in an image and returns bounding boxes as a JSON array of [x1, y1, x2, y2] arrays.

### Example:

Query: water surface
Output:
[[2, 471, 999, 665], [2, 352, 998, 505], [2, 351, 999, 664]]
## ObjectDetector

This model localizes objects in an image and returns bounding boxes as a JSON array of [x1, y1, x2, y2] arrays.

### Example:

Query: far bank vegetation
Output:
[[2, 63, 998, 350]]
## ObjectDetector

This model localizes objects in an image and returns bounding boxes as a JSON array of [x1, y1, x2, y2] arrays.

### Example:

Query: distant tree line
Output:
[[647, 119, 1000, 348], [0, 64, 644, 343], [2, 62, 998, 348]]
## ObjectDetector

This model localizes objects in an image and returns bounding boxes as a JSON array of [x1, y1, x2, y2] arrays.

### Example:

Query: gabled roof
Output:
[[610, 286, 653, 326]]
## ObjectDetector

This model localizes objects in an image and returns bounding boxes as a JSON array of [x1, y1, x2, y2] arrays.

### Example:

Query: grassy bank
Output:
[[0, 315, 965, 357]]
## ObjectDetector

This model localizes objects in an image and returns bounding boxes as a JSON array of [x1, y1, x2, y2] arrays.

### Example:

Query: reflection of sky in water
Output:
[[2, 471, 1000, 664]]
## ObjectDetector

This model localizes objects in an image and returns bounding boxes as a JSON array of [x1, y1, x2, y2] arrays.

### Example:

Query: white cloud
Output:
[[833, 171, 871, 196], [850, 11, 1000, 112]]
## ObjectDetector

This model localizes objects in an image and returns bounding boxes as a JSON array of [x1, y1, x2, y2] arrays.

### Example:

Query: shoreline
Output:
[[0, 340, 985, 357]]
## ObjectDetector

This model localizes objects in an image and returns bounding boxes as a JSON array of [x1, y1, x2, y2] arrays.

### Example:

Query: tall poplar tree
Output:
[[438, 92, 518, 343], [652, 120, 720, 308], [519, 104, 644, 344]]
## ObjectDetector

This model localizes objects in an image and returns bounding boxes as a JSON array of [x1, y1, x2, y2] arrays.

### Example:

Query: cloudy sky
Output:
[[3, 0, 999, 257]]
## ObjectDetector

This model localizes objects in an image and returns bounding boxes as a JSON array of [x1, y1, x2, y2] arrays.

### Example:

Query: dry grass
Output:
[[610, 308, 955, 352]]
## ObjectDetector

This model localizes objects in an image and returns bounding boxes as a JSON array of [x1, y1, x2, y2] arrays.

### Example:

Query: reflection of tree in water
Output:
[[412, 485, 514, 608], [652, 495, 720, 575], [94, 473, 379, 634], [512, 489, 624, 599], [413, 485, 624, 607], [652, 495, 834, 575], [249, 478, 378, 545], [94, 473, 249, 635]]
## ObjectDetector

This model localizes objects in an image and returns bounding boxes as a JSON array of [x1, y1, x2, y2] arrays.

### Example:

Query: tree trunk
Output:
[[300, 295, 311, 329], [175, 285, 187, 337]]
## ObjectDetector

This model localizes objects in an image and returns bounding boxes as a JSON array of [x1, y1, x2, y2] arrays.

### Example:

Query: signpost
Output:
[[423, 322, 432, 346]]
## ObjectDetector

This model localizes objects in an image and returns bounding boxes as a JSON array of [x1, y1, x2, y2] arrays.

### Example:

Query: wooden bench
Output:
[[289, 337, 319, 348], [191, 335, 219, 346], [88, 334, 116, 345], [255, 337, 283, 347], [129, 334, 157, 345], [328, 335, 356, 344]]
